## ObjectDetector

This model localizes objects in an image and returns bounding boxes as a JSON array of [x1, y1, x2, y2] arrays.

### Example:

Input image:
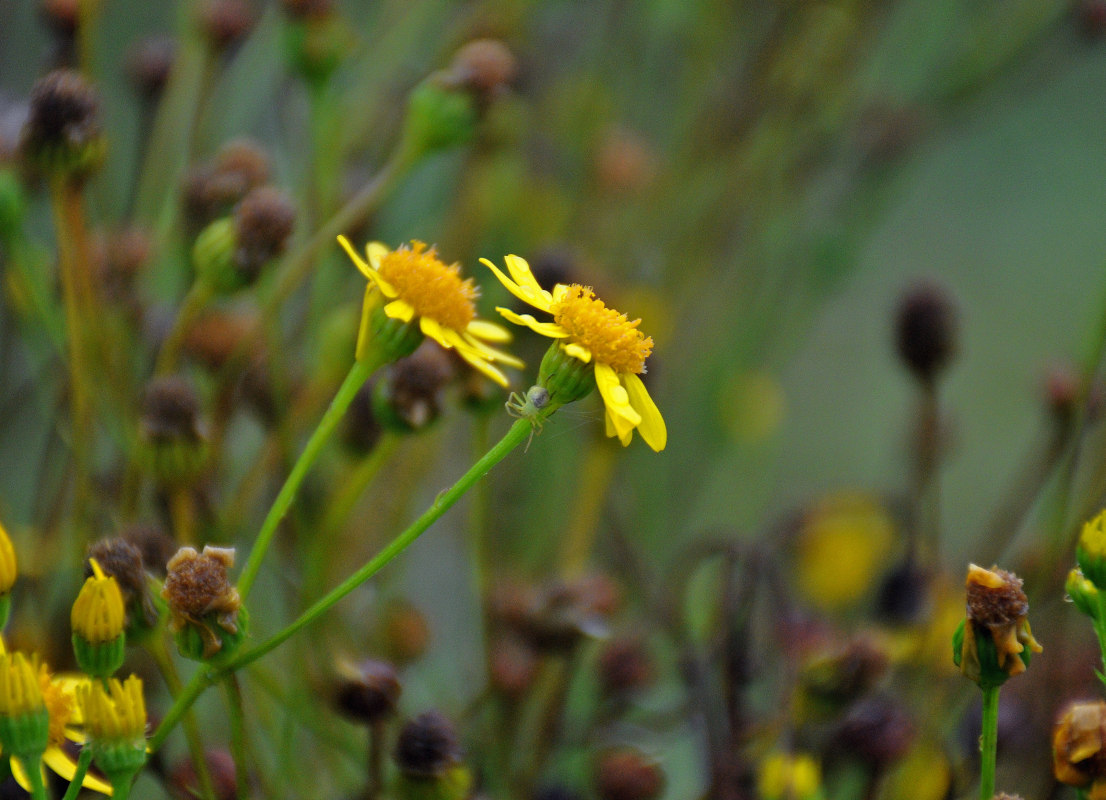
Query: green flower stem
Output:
[[223, 675, 251, 800], [979, 685, 1000, 800], [24, 758, 47, 800], [237, 355, 384, 601], [155, 280, 215, 376], [61, 747, 93, 800], [109, 776, 133, 800], [151, 416, 540, 750], [1094, 590, 1106, 690]]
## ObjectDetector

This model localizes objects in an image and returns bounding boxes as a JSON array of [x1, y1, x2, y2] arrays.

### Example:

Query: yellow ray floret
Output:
[[71, 559, 126, 644], [339, 236, 522, 386], [481, 254, 666, 451], [79, 675, 146, 742]]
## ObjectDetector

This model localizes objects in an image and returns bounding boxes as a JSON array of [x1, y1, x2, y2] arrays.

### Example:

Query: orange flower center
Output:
[[375, 242, 477, 332], [551, 285, 653, 374], [38, 666, 72, 748]]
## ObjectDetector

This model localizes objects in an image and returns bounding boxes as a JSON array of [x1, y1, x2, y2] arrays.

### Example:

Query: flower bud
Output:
[[894, 280, 957, 385], [281, 8, 353, 84], [0, 652, 49, 763], [399, 77, 478, 163], [19, 69, 105, 180], [87, 538, 158, 634], [71, 558, 126, 678], [126, 36, 176, 100], [78, 675, 147, 785], [952, 564, 1041, 689], [538, 343, 596, 409], [199, 0, 255, 52], [595, 749, 664, 800], [162, 546, 246, 661], [333, 659, 401, 724], [1054, 700, 1106, 796], [1079, 509, 1106, 591], [395, 711, 461, 778], [1067, 568, 1100, 620], [756, 752, 820, 800]]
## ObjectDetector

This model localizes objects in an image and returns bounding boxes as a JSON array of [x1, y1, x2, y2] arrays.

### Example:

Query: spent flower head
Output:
[[339, 236, 522, 385], [481, 254, 666, 450], [162, 545, 245, 660], [953, 564, 1041, 688]]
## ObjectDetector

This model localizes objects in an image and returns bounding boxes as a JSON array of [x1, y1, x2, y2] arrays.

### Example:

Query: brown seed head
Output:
[[394, 711, 460, 777], [832, 695, 915, 767], [141, 376, 205, 442], [894, 281, 957, 384], [126, 36, 176, 99], [333, 659, 401, 724], [595, 750, 664, 800], [450, 40, 517, 97], [381, 341, 456, 430], [200, 0, 255, 50], [488, 636, 539, 699], [183, 308, 260, 371], [966, 565, 1027, 628], [162, 545, 239, 620], [281, 0, 333, 19], [20, 69, 101, 166], [233, 186, 296, 280], [87, 538, 156, 627], [598, 635, 654, 695], [378, 600, 431, 665], [120, 523, 177, 577]]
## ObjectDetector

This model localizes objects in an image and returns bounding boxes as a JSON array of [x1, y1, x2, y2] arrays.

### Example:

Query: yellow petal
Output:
[[563, 342, 592, 363], [595, 362, 641, 437], [457, 349, 510, 387], [419, 316, 451, 350], [42, 747, 114, 795], [338, 235, 373, 278], [355, 286, 376, 361], [496, 308, 570, 338], [481, 259, 553, 313], [465, 319, 513, 343], [623, 373, 666, 451], [459, 332, 525, 368], [384, 299, 415, 323], [366, 242, 389, 270], [504, 255, 551, 303]]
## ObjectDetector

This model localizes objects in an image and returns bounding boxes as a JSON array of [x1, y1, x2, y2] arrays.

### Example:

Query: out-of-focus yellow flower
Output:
[[794, 492, 894, 611], [0, 520, 16, 595], [338, 236, 522, 386], [78, 676, 147, 787], [481, 254, 666, 451], [757, 751, 821, 800], [879, 741, 951, 800]]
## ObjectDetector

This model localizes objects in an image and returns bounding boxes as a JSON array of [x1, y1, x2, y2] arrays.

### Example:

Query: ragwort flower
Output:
[[338, 236, 522, 386], [481, 254, 666, 451]]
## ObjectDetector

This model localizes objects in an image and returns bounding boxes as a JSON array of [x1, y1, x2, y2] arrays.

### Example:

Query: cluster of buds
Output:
[[952, 564, 1041, 689], [19, 69, 105, 182]]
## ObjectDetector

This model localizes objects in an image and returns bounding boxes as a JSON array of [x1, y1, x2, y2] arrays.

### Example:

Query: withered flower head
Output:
[[953, 564, 1041, 688], [232, 186, 296, 282], [1054, 700, 1106, 798], [126, 36, 176, 100], [374, 341, 456, 432], [141, 376, 205, 443], [394, 711, 461, 777], [448, 39, 517, 100], [894, 280, 957, 385], [333, 659, 401, 724], [162, 546, 242, 658], [20, 68, 104, 179], [595, 749, 664, 800]]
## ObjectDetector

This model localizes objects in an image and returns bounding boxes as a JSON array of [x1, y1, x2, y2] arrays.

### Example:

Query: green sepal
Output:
[[175, 605, 249, 664], [73, 632, 125, 679], [361, 304, 423, 366], [89, 738, 146, 783], [140, 437, 209, 488], [0, 595, 10, 632], [1078, 544, 1106, 592], [538, 343, 595, 408], [400, 79, 477, 162], [0, 707, 49, 763]]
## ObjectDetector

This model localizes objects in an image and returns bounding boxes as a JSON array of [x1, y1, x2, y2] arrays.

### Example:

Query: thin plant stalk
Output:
[[979, 685, 1000, 800], [150, 415, 540, 750], [367, 719, 385, 800], [223, 675, 251, 800], [61, 747, 93, 800], [25, 761, 47, 800], [237, 354, 385, 601]]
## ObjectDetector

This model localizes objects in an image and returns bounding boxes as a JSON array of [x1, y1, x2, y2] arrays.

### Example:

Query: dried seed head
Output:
[[377, 600, 430, 665], [598, 635, 654, 695], [126, 36, 176, 100], [595, 750, 664, 800], [874, 559, 931, 625], [162, 546, 242, 658], [966, 565, 1027, 628], [20, 69, 104, 178], [183, 308, 260, 371], [798, 637, 889, 717], [449, 39, 517, 98], [394, 711, 460, 777], [955, 564, 1042, 686], [894, 281, 957, 384], [141, 376, 205, 442], [376, 342, 456, 431], [182, 139, 270, 228], [120, 523, 177, 577], [200, 0, 255, 51], [232, 186, 296, 282], [488, 636, 539, 699], [333, 659, 401, 724], [1053, 700, 1106, 793], [39, 0, 79, 37]]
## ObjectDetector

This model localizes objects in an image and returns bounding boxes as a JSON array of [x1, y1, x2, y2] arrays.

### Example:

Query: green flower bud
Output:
[[399, 77, 477, 163], [0, 653, 49, 763], [1078, 509, 1106, 590], [538, 342, 596, 408], [1066, 568, 1100, 620], [282, 13, 353, 84]]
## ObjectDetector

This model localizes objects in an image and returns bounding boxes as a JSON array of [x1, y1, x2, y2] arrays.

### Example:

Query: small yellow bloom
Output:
[[758, 752, 821, 800], [72, 559, 125, 644], [0, 521, 15, 594], [79, 676, 146, 742], [481, 254, 666, 451], [338, 236, 522, 386], [1080, 509, 1106, 589], [0, 651, 44, 718]]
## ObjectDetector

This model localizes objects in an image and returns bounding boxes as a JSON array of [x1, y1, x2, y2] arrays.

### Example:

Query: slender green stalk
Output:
[[61, 747, 93, 800], [109, 777, 133, 800], [223, 675, 251, 800], [155, 280, 215, 376], [367, 719, 385, 800], [1094, 591, 1106, 691], [25, 761, 47, 800], [979, 685, 1000, 800], [151, 416, 539, 749], [238, 356, 383, 600]]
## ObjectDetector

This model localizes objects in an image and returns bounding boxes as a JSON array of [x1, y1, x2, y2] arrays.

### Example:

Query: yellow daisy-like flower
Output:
[[338, 236, 522, 387], [481, 254, 666, 451], [0, 645, 113, 795]]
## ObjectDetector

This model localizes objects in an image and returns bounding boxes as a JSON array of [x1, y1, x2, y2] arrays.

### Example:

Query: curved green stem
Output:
[[979, 685, 1000, 800], [223, 675, 251, 800], [237, 355, 383, 600], [61, 747, 93, 800], [1094, 590, 1106, 690]]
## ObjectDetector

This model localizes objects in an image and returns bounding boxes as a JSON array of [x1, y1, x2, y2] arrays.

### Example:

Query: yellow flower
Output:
[[0, 647, 112, 795], [481, 254, 666, 451], [338, 236, 522, 386], [757, 751, 821, 800], [79, 676, 146, 743], [72, 559, 125, 644], [0, 520, 15, 595]]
